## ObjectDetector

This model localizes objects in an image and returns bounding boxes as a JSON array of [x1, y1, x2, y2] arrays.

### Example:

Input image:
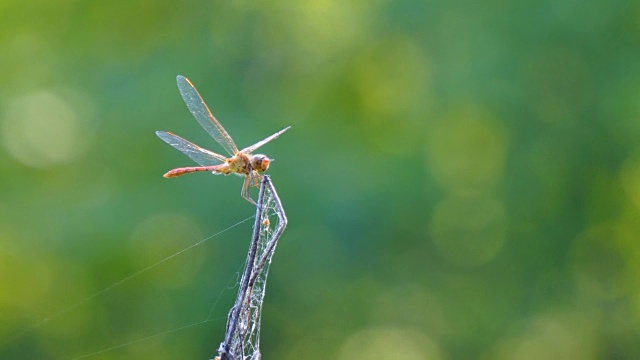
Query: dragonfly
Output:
[[156, 75, 290, 204]]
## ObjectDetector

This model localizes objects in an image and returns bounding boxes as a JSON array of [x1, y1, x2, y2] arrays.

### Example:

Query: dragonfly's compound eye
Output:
[[253, 154, 271, 172]]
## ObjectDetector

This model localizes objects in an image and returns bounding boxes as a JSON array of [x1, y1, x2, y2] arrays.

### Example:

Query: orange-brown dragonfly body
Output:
[[157, 75, 290, 203]]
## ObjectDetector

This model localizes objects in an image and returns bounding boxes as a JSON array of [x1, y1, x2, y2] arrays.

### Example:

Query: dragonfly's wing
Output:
[[156, 131, 227, 166], [240, 126, 291, 154], [176, 75, 239, 156]]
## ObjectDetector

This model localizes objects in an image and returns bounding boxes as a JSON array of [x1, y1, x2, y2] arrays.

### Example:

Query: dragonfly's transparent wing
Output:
[[240, 126, 291, 154], [156, 131, 227, 166], [177, 75, 239, 156]]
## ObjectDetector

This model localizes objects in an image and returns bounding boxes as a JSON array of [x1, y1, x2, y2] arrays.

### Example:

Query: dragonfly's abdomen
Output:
[[163, 164, 228, 178]]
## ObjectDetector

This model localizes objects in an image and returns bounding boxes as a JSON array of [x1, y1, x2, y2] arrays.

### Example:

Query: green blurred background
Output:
[[1, 0, 640, 359]]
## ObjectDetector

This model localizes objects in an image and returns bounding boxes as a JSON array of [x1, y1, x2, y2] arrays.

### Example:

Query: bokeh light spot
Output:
[[354, 36, 431, 118], [0, 237, 93, 342], [430, 193, 507, 267], [620, 153, 640, 211], [487, 312, 598, 360], [371, 284, 449, 336], [286, 0, 375, 62], [1, 89, 95, 168], [427, 106, 508, 191], [0, 237, 51, 311], [571, 224, 633, 300], [336, 326, 442, 360]]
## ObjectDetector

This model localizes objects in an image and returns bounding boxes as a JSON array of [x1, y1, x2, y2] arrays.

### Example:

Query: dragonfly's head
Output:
[[252, 154, 272, 172]]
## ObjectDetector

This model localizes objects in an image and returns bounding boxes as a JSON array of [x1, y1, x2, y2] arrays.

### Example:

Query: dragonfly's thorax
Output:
[[228, 153, 252, 174]]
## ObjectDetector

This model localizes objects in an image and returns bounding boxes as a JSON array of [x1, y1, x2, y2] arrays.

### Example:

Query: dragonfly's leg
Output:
[[252, 171, 263, 187], [241, 174, 256, 205]]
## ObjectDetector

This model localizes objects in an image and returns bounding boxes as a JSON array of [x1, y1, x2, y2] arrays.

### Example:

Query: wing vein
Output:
[[156, 131, 227, 166], [177, 75, 239, 156]]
